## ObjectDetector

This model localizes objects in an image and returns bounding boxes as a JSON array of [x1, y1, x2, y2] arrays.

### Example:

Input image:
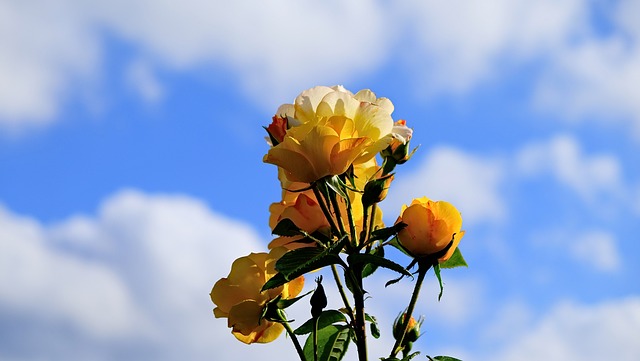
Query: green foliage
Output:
[[275, 290, 313, 309], [433, 263, 444, 301], [361, 245, 384, 279], [347, 253, 412, 279], [439, 248, 468, 269], [427, 356, 463, 361], [365, 313, 381, 339], [303, 325, 351, 361], [369, 223, 406, 244], [324, 175, 349, 199], [380, 352, 420, 361], [294, 310, 348, 335], [272, 218, 303, 237], [261, 237, 347, 291]]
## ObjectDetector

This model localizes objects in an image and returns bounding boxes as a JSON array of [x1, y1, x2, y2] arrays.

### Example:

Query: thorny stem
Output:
[[331, 264, 354, 322], [328, 190, 348, 237], [352, 265, 368, 361], [312, 184, 340, 237], [343, 193, 359, 247], [364, 205, 378, 253], [281, 312, 306, 361], [389, 265, 428, 359], [360, 204, 370, 248]]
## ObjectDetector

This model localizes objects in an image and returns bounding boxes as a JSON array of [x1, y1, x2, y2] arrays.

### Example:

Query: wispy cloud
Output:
[[515, 134, 624, 203], [383, 146, 507, 226], [488, 297, 640, 361]]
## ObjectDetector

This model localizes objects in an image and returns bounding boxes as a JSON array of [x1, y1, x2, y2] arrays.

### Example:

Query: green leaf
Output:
[[402, 352, 421, 361], [439, 248, 468, 269], [263, 125, 280, 146], [433, 263, 444, 301], [428, 356, 463, 361], [303, 325, 351, 361], [361, 245, 384, 278], [388, 235, 412, 257], [278, 235, 347, 276], [261, 273, 289, 292], [324, 175, 349, 199], [369, 222, 406, 243], [276, 290, 313, 309], [365, 313, 380, 339], [294, 310, 347, 335], [347, 253, 412, 278], [262, 237, 347, 291], [272, 218, 302, 237]]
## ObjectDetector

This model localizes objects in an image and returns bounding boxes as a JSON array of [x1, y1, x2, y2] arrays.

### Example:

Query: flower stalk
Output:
[[388, 265, 428, 359]]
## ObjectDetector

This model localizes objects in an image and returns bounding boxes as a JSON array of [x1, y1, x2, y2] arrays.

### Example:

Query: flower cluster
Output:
[[210, 86, 467, 361]]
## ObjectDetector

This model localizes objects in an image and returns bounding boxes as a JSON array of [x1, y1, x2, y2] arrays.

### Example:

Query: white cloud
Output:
[[126, 59, 164, 103], [0, 0, 391, 131], [3, 0, 639, 140], [0, 190, 303, 360], [489, 297, 640, 361], [0, 204, 140, 338], [530, 228, 622, 273], [0, 0, 99, 131], [384, 146, 506, 225], [396, 0, 585, 95], [482, 299, 533, 344], [516, 134, 624, 203], [93, 0, 391, 110], [569, 230, 621, 273], [534, 0, 640, 136]]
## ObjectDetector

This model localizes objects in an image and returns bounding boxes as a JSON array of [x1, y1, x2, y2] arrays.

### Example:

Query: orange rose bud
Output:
[[395, 197, 464, 262], [265, 115, 288, 145]]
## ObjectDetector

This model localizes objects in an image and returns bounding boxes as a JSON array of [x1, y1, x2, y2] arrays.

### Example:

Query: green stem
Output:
[[281, 312, 306, 361], [328, 190, 347, 237], [352, 266, 368, 361], [343, 192, 359, 246], [364, 205, 378, 252], [389, 265, 428, 359], [312, 184, 340, 237], [331, 264, 354, 322], [360, 204, 370, 247], [313, 316, 319, 361]]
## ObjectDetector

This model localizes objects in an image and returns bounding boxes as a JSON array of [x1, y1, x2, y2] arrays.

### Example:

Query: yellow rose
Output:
[[268, 193, 330, 250], [264, 86, 395, 183], [395, 197, 464, 262], [210, 247, 304, 344]]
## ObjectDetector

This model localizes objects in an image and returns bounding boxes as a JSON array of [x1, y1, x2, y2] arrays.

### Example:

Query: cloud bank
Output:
[[2, 0, 639, 136], [0, 189, 284, 360]]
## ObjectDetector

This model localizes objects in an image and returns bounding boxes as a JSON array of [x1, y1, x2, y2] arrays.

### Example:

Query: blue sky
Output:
[[1, 1, 639, 360]]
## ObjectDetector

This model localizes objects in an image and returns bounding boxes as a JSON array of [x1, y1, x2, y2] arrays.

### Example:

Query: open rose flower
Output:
[[395, 197, 464, 262], [210, 247, 304, 344], [268, 193, 330, 249], [264, 86, 395, 183]]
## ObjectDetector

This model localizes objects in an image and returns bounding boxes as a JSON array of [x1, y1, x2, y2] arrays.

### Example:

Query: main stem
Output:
[[352, 266, 368, 361], [389, 266, 428, 359]]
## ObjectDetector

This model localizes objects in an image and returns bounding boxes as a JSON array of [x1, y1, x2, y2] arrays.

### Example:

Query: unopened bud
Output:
[[393, 313, 422, 346], [310, 276, 327, 318], [381, 120, 414, 165], [362, 174, 394, 207]]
